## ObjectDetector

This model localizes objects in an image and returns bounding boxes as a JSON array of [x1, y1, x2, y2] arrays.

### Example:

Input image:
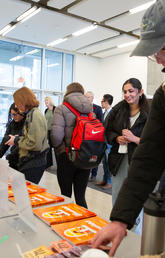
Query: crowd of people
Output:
[[1, 0, 165, 256]]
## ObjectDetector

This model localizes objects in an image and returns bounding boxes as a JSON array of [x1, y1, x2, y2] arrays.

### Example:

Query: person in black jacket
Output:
[[85, 91, 102, 182], [106, 78, 149, 235], [45, 96, 56, 170], [0, 103, 25, 170], [91, 1, 165, 256]]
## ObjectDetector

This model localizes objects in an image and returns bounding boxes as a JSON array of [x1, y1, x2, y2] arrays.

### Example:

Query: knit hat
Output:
[[130, 0, 165, 57]]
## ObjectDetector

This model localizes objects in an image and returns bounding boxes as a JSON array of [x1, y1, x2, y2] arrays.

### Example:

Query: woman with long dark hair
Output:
[[105, 78, 149, 235], [0, 103, 25, 170]]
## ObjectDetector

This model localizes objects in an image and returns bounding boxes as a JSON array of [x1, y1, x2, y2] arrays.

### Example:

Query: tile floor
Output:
[[40, 171, 113, 222]]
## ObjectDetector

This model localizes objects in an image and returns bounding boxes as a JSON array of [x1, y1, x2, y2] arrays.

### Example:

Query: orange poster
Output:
[[8, 184, 46, 197], [9, 191, 64, 208], [51, 216, 108, 246], [33, 203, 96, 226]]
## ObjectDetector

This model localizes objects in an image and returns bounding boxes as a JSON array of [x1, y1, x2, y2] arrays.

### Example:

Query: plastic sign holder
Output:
[[0, 159, 9, 215], [0, 159, 37, 234]]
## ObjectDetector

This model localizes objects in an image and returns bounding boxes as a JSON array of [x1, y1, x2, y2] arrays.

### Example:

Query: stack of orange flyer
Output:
[[23, 245, 54, 258], [9, 191, 64, 208], [33, 203, 96, 226], [51, 216, 108, 246], [8, 184, 46, 197]]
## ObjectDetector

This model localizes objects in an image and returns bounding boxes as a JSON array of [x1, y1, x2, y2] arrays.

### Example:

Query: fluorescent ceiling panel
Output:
[[92, 44, 138, 58], [54, 26, 119, 51], [5, 8, 91, 46], [77, 34, 137, 54], [0, 0, 30, 30], [68, 0, 153, 22], [105, 10, 146, 32], [47, 0, 76, 9]]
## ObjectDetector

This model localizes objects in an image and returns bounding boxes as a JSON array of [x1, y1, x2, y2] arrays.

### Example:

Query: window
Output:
[[0, 39, 74, 142], [0, 92, 13, 142], [44, 50, 63, 91], [65, 54, 74, 90], [0, 40, 42, 89]]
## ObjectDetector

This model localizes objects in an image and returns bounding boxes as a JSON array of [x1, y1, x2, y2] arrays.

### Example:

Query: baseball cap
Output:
[[130, 0, 165, 57]]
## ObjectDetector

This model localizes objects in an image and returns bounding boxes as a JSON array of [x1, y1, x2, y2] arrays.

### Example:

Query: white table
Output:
[[0, 182, 141, 258]]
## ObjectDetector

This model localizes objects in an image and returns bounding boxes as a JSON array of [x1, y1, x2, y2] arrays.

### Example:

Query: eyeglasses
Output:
[[148, 49, 165, 62], [11, 113, 18, 117], [101, 100, 105, 103]]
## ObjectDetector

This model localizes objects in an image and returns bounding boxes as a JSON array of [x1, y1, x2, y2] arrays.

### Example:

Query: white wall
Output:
[[74, 54, 100, 97], [75, 51, 148, 106], [99, 52, 148, 106]]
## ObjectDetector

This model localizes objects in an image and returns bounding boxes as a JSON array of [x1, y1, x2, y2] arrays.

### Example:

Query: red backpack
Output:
[[63, 102, 107, 169]]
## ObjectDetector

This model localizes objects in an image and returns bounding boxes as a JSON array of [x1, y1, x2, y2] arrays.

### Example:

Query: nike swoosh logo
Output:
[[92, 130, 101, 134]]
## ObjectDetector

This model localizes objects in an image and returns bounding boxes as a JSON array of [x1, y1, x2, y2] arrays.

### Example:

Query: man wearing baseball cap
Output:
[[91, 0, 165, 256]]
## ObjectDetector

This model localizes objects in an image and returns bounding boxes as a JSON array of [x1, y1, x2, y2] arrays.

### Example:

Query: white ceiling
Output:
[[0, 0, 153, 58]]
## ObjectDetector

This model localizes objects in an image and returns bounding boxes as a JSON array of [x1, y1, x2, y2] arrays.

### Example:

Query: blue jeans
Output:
[[102, 144, 112, 184], [91, 166, 98, 177]]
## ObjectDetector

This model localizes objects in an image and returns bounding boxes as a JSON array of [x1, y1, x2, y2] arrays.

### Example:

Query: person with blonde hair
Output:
[[5, 87, 49, 184], [45, 96, 56, 169]]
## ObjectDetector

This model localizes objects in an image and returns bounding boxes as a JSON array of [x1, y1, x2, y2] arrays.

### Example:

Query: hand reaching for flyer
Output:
[[90, 221, 127, 257]]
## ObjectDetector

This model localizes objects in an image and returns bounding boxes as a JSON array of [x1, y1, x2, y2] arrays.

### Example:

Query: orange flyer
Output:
[[9, 191, 64, 207], [33, 203, 96, 226], [51, 216, 108, 246], [8, 184, 46, 197], [50, 240, 73, 253], [23, 245, 54, 258]]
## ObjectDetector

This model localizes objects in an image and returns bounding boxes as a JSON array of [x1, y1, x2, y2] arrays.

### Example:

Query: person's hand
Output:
[[90, 221, 127, 257], [5, 134, 16, 146], [116, 136, 130, 145], [122, 129, 140, 145]]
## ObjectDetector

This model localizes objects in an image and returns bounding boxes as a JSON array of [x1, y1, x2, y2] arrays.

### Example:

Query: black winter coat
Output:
[[110, 85, 165, 229], [105, 101, 148, 176], [0, 118, 25, 168]]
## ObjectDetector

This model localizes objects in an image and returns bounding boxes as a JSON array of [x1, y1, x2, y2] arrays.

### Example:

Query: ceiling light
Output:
[[17, 6, 37, 21], [26, 49, 40, 55], [2, 24, 17, 36], [47, 63, 59, 67], [72, 25, 97, 37], [118, 40, 140, 48], [20, 7, 41, 23], [10, 56, 24, 62], [0, 24, 11, 35], [129, 0, 156, 14], [47, 38, 68, 47]]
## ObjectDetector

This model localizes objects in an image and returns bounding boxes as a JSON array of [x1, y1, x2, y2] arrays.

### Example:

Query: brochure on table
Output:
[[0, 158, 37, 234]]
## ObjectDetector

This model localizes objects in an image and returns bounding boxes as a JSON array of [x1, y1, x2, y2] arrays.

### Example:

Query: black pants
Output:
[[57, 152, 90, 209], [46, 130, 53, 169]]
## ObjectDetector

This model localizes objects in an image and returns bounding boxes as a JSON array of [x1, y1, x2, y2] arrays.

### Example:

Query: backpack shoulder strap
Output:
[[63, 102, 80, 116], [63, 102, 93, 118]]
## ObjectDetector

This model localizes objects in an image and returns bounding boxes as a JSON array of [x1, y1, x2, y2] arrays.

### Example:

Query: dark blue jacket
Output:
[[93, 103, 102, 122]]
